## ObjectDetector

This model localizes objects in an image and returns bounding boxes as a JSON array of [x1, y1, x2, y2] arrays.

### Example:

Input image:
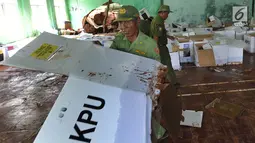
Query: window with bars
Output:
[[54, 0, 68, 28], [0, 0, 24, 43], [30, 0, 51, 31]]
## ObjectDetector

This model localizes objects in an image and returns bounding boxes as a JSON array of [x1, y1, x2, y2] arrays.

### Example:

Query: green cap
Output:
[[158, 5, 172, 13], [115, 5, 139, 22]]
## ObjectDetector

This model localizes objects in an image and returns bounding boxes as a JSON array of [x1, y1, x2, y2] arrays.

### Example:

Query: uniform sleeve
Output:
[[152, 47, 161, 62], [109, 39, 118, 49], [146, 44, 160, 62], [109, 33, 122, 49], [152, 24, 164, 37]]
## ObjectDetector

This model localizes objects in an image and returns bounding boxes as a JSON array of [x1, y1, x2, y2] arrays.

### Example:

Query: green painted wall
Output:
[[66, 0, 161, 29], [164, 0, 253, 25], [67, 0, 254, 29]]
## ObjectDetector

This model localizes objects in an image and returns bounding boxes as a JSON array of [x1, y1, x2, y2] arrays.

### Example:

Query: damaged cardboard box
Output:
[[194, 43, 216, 67]]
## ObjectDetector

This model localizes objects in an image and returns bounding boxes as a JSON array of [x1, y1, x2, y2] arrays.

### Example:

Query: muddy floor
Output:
[[0, 52, 254, 143]]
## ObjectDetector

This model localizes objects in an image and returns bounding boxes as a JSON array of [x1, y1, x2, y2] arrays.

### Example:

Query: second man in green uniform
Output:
[[150, 5, 179, 87]]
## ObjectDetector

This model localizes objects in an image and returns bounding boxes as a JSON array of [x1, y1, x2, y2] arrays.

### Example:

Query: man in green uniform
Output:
[[110, 5, 167, 141], [151, 5, 182, 142], [150, 5, 179, 87], [110, 5, 160, 61]]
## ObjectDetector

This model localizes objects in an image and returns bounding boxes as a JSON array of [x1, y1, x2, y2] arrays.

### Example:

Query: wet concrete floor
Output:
[[0, 51, 254, 143]]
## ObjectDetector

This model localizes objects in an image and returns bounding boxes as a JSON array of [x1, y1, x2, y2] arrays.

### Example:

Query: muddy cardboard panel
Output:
[[206, 98, 244, 119], [194, 43, 216, 67]]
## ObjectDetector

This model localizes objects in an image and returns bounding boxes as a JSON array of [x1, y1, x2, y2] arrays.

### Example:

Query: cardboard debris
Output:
[[206, 98, 244, 119], [209, 67, 225, 72], [180, 110, 203, 128]]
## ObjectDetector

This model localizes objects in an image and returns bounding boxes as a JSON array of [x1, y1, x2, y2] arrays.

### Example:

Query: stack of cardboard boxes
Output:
[[167, 32, 247, 68]]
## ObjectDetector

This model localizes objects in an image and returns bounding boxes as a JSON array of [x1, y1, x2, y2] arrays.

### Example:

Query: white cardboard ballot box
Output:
[[34, 76, 152, 143], [3, 32, 165, 143], [244, 33, 255, 53], [209, 40, 229, 66], [178, 40, 194, 63], [170, 52, 181, 71], [227, 40, 245, 64], [209, 39, 244, 65]]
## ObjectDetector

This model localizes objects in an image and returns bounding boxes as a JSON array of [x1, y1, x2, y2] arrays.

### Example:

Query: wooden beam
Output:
[[103, 0, 111, 33]]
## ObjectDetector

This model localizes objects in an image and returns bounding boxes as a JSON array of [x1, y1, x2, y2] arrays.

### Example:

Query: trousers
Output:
[[158, 45, 177, 85]]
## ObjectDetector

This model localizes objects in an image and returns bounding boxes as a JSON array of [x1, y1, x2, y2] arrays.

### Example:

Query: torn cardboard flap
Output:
[[177, 38, 190, 43], [190, 34, 214, 41]]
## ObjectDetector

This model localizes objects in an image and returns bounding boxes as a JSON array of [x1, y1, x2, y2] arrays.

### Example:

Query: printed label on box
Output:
[[244, 40, 250, 44], [30, 43, 59, 60]]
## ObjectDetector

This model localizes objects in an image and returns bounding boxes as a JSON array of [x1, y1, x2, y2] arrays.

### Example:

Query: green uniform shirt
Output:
[[150, 15, 168, 46], [110, 31, 160, 61]]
